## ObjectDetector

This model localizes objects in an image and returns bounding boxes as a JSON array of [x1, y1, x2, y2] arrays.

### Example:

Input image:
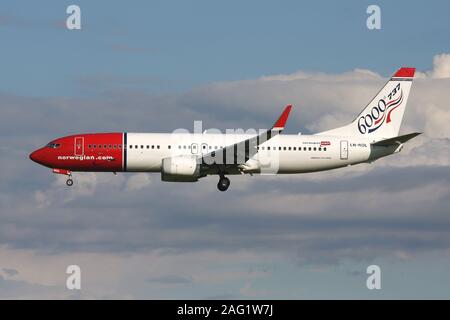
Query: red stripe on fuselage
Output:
[[38, 133, 124, 172]]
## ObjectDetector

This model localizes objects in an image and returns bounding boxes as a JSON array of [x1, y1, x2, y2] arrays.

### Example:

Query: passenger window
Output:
[[99, 145, 102, 149], [93, 145, 96, 149], [288, 147, 291, 151], [168, 145, 171, 149], [157, 145, 160, 149], [129, 145, 132, 149], [308, 147, 311, 151], [109, 144, 112, 149], [314, 147, 317, 151], [324, 147, 327, 151], [319, 147, 322, 151]]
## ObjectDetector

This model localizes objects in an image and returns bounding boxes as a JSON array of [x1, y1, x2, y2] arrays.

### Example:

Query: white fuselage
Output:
[[125, 133, 395, 174]]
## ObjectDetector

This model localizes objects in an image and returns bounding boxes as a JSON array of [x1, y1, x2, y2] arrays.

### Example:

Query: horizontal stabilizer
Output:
[[372, 132, 421, 147]]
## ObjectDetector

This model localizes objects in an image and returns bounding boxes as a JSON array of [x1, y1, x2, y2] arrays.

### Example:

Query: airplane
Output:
[[30, 67, 420, 192]]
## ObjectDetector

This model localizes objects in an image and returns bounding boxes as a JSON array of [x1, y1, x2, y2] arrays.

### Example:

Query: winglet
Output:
[[392, 67, 416, 79], [273, 105, 292, 130]]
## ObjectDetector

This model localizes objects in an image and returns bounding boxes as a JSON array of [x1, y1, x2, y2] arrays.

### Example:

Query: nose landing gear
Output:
[[52, 168, 74, 187], [217, 176, 230, 192], [66, 178, 74, 187]]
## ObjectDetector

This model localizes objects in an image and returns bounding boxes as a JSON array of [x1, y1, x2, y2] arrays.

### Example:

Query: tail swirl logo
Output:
[[358, 83, 403, 134]]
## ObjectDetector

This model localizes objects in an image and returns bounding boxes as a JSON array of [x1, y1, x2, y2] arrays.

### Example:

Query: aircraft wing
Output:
[[199, 105, 292, 168]]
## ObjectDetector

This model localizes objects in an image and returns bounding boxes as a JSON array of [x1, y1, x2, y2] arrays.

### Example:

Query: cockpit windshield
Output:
[[46, 142, 61, 149]]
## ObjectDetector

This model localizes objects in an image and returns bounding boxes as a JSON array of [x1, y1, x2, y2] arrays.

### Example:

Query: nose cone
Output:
[[29, 150, 38, 162], [29, 148, 44, 165]]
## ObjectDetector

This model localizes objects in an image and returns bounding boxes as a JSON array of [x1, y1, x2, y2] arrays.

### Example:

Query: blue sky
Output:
[[0, 1, 450, 299], [1, 0, 450, 96]]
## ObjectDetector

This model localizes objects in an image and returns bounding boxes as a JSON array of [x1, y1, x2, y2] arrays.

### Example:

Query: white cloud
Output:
[[185, 54, 450, 143], [0, 246, 276, 299], [239, 282, 270, 298], [1, 53, 450, 298], [429, 53, 450, 79], [32, 172, 127, 208]]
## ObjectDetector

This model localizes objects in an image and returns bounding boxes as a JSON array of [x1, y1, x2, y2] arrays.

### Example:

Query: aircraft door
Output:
[[191, 143, 198, 154], [74, 137, 84, 156], [340, 140, 348, 160]]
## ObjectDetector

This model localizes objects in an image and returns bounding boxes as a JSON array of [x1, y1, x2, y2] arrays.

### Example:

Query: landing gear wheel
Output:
[[66, 179, 74, 187], [217, 177, 230, 192]]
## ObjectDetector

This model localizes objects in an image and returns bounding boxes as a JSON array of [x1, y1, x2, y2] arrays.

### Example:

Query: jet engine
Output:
[[161, 155, 201, 182]]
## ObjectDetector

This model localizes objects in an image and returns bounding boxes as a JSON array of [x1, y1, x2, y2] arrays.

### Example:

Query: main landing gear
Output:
[[217, 175, 230, 192]]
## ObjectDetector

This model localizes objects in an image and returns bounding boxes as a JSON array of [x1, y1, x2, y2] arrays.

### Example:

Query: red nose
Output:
[[29, 148, 45, 165], [30, 150, 39, 162]]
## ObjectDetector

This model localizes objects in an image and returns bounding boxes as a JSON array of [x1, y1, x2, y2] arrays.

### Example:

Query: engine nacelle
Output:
[[161, 155, 201, 182]]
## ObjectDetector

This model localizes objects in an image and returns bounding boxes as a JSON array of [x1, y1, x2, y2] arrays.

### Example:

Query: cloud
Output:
[[239, 282, 270, 298], [125, 174, 152, 191], [1, 268, 19, 278], [0, 246, 274, 299], [429, 53, 450, 79], [33, 172, 99, 208], [1, 53, 450, 298], [0, 275, 63, 299]]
